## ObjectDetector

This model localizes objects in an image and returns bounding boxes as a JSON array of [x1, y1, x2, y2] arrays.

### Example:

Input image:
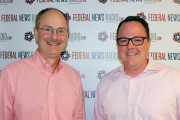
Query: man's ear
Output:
[[33, 27, 38, 43]]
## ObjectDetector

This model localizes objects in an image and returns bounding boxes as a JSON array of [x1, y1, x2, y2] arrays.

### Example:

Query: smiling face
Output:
[[33, 9, 68, 61], [117, 21, 151, 72]]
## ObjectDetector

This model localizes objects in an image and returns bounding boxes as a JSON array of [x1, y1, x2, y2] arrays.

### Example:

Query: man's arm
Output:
[[176, 78, 180, 120], [0, 69, 14, 120], [74, 76, 86, 120], [172, 69, 180, 120], [93, 82, 104, 120]]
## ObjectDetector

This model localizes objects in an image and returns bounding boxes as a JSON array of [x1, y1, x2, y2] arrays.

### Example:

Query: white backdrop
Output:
[[0, 0, 180, 119]]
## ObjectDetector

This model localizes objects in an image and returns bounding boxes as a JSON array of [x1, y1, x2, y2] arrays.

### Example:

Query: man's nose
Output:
[[127, 39, 135, 48], [51, 30, 58, 39]]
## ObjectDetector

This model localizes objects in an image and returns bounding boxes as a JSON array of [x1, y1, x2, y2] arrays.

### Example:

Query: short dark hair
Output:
[[35, 7, 69, 31], [116, 16, 150, 40]]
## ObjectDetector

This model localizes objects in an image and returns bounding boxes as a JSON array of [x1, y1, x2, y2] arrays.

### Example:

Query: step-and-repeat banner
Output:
[[0, 0, 180, 119]]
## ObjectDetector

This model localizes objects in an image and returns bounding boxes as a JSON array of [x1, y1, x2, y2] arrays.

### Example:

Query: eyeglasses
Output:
[[116, 37, 149, 46], [36, 27, 68, 36]]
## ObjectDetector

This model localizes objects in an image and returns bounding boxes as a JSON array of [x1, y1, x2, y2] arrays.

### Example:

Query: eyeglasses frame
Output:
[[36, 27, 69, 36], [116, 36, 149, 46]]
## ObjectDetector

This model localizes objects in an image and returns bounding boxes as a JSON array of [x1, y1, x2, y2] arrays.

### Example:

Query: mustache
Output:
[[46, 39, 63, 44]]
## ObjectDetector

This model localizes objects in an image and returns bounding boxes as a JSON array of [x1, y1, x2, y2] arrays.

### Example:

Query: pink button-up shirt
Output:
[[93, 57, 180, 120], [0, 50, 86, 120]]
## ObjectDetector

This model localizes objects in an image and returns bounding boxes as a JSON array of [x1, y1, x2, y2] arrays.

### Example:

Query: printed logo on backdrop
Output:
[[24, 31, 34, 42], [70, 13, 124, 23], [61, 50, 70, 61], [71, 51, 180, 61], [173, 0, 180, 4], [98, 31, 108, 42], [144, 0, 162, 4], [109, 0, 143, 3], [65, 13, 71, 20], [149, 52, 180, 60], [84, 90, 96, 98], [72, 52, 90, 60], [0, 51, 34, 59], [25, 0, 35, 5], [25, 0, 86, 4], [150, 33, 162, 42], [71, 51, 118, 61], [98, 31, 117, 41], [0, 33, 12, 42], [149, 52, 167, 60], [0, 0, 13, 5], [137, 12, 147, 20], [69, 32, 86, 42], [99, 0, 107, 4], [147, 13, 166, 22], [168, 14, 180, 22], [97, 70, 106, 79], [147, 13, 180, 22], [173, 32, 180, 43], [69, 0, 86, 4], [1, 14, 37, 23], [145, 13, 180, 22], [92, 52, 118, 61], [106, 14, 124, 23], [168, 53, 180, 60]]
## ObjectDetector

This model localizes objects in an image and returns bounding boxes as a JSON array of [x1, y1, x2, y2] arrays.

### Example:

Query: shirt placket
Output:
[[127, 79, 135, 120], [48, 75, 55, 120], [129, 78, 144, 120], [45, 63, 56, 120], [134, 79, 143, 120]]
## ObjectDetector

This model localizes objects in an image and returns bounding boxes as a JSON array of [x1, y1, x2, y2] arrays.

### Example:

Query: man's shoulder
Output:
[[155, 62, 180, 75], [154, 62, 180, 87], [100, 66, 121, 83], [3, 56, 33, 71], [61, 61, 79, 74], [96, 66, 122, 93]]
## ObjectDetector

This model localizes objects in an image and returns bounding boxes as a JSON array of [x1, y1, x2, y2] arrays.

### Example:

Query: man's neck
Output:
[[124, 60, 148, 78], [47, 57, 60, 73], [124, 67, 145, 77]]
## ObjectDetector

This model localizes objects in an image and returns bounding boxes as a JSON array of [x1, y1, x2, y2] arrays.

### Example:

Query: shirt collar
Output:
[[144, 54, 161, 72], [33, 49, 63, 73]]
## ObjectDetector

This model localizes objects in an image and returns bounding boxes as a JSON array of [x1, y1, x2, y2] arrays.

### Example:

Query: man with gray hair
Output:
[[0, 8, 86, 120]]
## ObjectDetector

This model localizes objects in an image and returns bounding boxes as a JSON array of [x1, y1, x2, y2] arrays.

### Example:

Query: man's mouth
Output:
[[126, 53, 137, 56], [47, 40, 62, 46]]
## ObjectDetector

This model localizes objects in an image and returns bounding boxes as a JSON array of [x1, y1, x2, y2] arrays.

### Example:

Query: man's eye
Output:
[[45, 28, 52, 32], [120, 39, 127, 42], [134, 39, 142, 42], [57, 29, 64, 33]]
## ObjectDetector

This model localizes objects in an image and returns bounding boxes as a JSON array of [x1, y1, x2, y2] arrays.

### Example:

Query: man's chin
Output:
[[48, 52, 61, 58]]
